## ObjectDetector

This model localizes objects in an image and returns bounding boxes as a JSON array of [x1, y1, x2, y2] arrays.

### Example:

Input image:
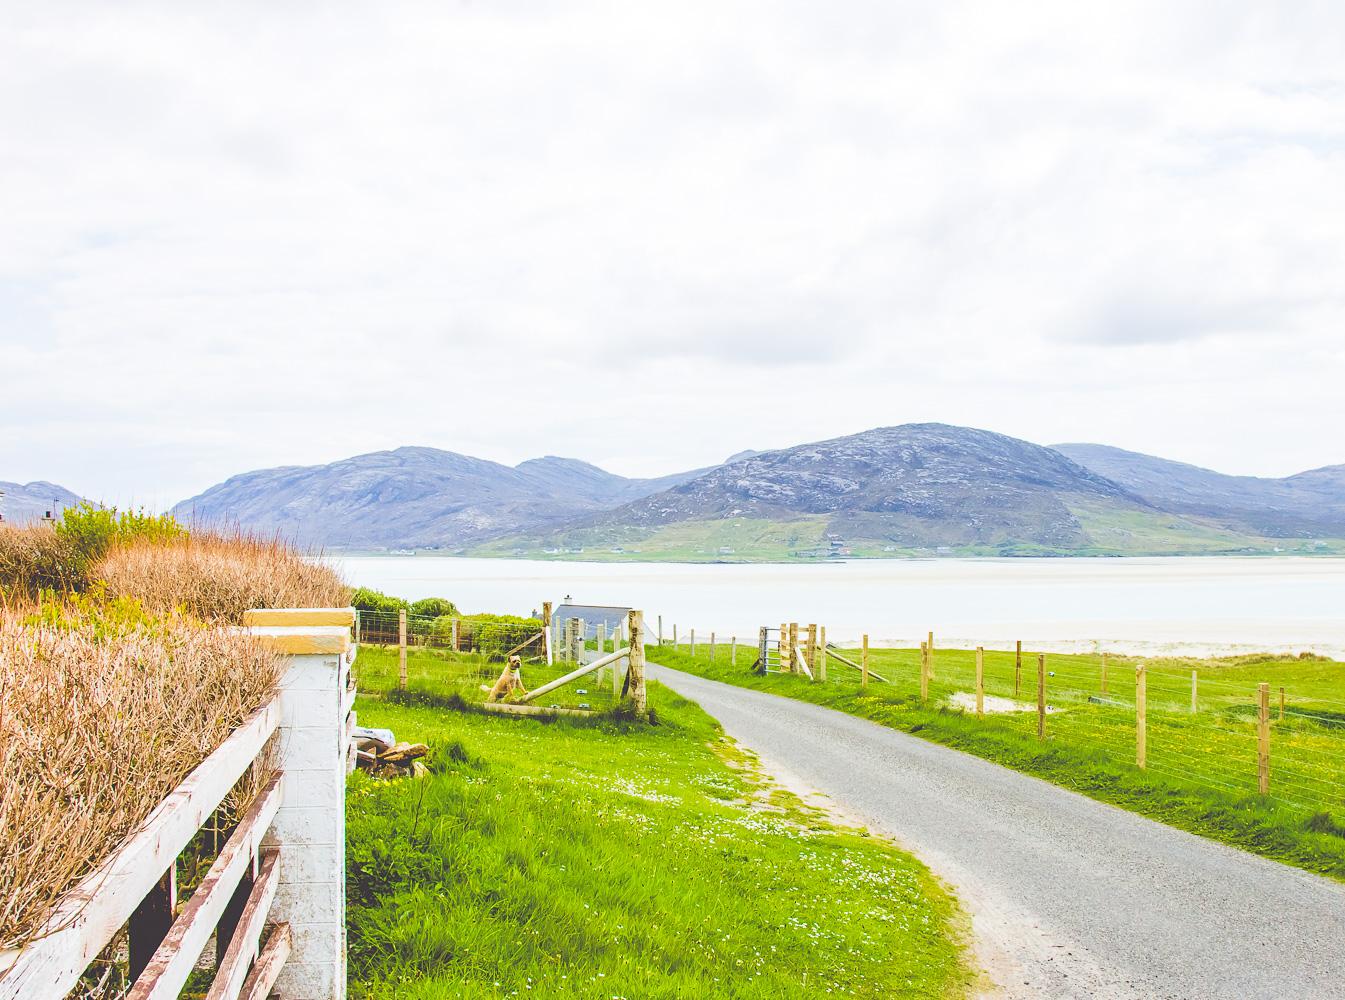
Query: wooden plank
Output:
[[817, 627, 826, 682], [205, 851, 281, 1000], [824, 645, 890, 684], [927, 631, 935, 679], [254, 633, 350, 655], [0, 698, 281, 1000], [239, 923, 291, 1000], [503, 632, 544, 659], [243, 609, 354, 627], [861, 634, 869, 689], [520, 648, 628, 703], [793, 643, 814, 681], [479, 702, 595, 718], [128, 779, 282, 1000]]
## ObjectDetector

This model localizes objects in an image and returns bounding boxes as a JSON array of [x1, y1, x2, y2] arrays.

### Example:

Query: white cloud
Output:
[[1, 0, 1343, 506]]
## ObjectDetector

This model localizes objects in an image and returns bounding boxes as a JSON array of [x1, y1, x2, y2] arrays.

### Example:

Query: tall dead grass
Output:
[[0, 525, 80, 606], [0, 615, 283, 949], [94, 532, 350, 623]]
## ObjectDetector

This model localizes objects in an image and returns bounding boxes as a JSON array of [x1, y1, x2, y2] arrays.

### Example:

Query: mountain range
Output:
[[168, 447, 721, 549], [157, 424, 1345, 559]]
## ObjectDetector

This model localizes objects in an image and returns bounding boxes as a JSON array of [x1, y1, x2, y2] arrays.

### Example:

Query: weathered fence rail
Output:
[[0, 607, 356, 1000]]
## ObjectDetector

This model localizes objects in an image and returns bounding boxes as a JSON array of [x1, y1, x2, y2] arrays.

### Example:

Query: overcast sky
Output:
[[2, 1, 1343, 509]]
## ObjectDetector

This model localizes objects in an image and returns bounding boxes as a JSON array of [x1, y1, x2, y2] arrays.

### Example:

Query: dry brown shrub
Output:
[[94, 532, 350, 624], [0, 525, 79, 604], [0, 615, 282, 948]]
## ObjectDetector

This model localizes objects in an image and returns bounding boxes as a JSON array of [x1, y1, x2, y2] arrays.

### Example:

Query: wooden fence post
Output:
[[690, 628, 696, 656], [597, 623, 607, 686], [398, 608, 408, 691], [1258, 682, 1270, 795], [1015, 640, 1022, 698], [450, 618, 459, 652], [542, 601, 552, 627], [1190, 670, 1198, 714], [805, 624, 817, 676], [920, 642, 929, 702], [1279, 686, 1285, 721], [1101, 652, 1108, 694], [975, 646, 984, 718], [658, 614, 663, 646], [673, 623, 678, 647], [1136, 663, 1147, 769], [818, 626, 827, 682], [709, 632, 716, 664], [1037, 653, 1046, 740], [251, 608, 355, 997], [778, 623, 788, 672], [759, 627, 769, 674], [927, 631, 935, 679], [861, 634, 869, 689], [628, 610, 647, 717], [789, 623, 799, 674], [731, 636, 736, 666]]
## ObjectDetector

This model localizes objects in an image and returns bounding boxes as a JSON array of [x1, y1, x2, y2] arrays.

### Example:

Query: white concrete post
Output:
[[245, 608, 355, 1000]]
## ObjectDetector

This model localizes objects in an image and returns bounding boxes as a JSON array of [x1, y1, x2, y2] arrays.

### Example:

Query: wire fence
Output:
[[651, 624, 1345, 818], [354, 609, 545, 658]]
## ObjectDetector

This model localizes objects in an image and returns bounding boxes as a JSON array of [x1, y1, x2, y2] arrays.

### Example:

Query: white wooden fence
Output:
[[0, 608, 357, 1000]]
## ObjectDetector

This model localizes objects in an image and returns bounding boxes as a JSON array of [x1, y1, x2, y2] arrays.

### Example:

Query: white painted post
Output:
[[246, 608, 354, 1000]]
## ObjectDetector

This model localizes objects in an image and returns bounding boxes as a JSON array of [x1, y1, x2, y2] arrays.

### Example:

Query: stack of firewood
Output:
[[353, 727, 430, 778]]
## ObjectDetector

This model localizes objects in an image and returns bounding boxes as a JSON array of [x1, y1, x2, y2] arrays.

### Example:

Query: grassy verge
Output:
[[648, 642, 1345, 880], [346, 646, 973, 998]]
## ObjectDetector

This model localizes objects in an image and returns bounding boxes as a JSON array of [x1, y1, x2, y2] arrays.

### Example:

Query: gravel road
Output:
[[649, 662, 1345, 999]]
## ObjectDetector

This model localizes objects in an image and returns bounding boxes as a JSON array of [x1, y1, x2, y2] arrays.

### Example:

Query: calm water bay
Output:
[[327, 556, 1345, 658]]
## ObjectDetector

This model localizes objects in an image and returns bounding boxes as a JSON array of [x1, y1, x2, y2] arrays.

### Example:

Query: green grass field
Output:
[[345, 645, 973, 998], [648, 640, 1345, 879]]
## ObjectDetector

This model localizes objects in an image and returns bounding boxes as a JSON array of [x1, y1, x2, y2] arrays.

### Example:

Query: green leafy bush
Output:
[[410, 596, 458, 619], [352, 587, 409, 615], [55, 502, 184, 571]]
